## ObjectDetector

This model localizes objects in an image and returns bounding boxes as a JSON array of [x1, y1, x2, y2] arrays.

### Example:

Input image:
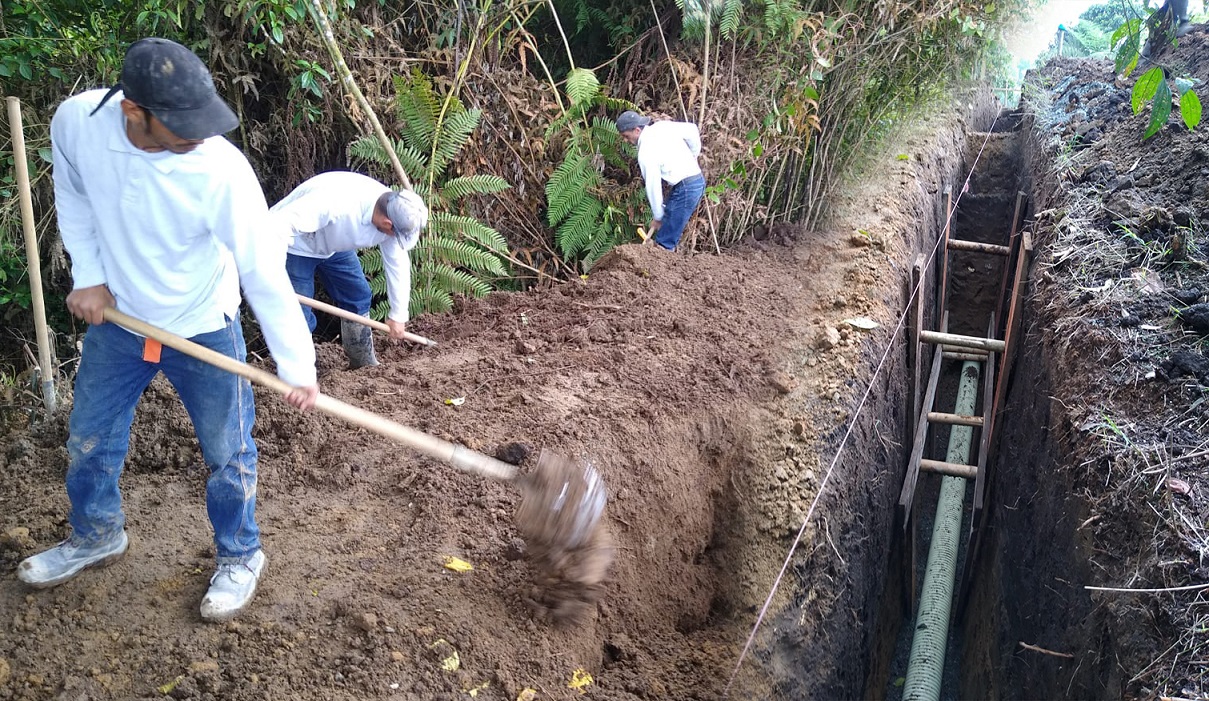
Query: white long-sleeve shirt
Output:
[[269, 171, 416, 323], [51, 89, 317, 386], [636, 121, 703, 221]]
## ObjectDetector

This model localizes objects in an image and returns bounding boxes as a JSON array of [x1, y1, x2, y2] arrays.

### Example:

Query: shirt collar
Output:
[[105, 107, 184, 175]]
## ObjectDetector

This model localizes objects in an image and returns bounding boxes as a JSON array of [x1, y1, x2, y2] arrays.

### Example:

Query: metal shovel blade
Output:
[[514, 451, 607, 550]]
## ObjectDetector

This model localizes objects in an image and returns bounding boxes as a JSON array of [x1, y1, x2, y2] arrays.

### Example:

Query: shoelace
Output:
[[210, 562, 255, 585]]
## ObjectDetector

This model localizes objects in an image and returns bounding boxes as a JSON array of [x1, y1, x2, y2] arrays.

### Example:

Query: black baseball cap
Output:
[[91, 38, 239, 140]]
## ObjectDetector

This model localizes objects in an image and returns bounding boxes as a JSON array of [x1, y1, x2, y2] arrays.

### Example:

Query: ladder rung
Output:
[[920, 330, 1006, 353], [920, 459, 978, 479], [947, 239, 1010, 255], [928, 411, 984, 427], [944, 351, 989, 362], [942, 344, 988, 356]]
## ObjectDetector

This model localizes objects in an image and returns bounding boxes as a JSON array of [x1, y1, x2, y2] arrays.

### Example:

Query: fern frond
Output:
[[359, 248, 384, 276], [368, 272, 388, 297], [347, 136, 428, 184], [440, 174, 511, 202], [555, 197, 603, 259], [431, 212, 510, 261], [394, 71, 440, 155], [720, 0, 743, 39], [430, 263, 494, 297], [545, 150, 594, 225], [409, 284, 453, 316], [370, 299, 391, 321], [565, 68, 600, 107], [417, 236, 506, 274], [430, 108, 481, 175], [544, 101, 590, 141]]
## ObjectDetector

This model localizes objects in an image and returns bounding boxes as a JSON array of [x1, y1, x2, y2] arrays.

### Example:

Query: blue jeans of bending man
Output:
[[67, 318, 261, 565], [656, 173, 706, 251], [285, 250, 373, 332]]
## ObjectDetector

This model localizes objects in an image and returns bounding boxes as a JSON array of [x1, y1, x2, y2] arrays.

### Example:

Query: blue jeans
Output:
[[285, 251, 372, 332], [656, 173, 706, 250], [66, 319, 260, 564]]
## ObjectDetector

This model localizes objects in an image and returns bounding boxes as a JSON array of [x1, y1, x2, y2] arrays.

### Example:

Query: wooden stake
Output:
[[6, 97, 56, 414]]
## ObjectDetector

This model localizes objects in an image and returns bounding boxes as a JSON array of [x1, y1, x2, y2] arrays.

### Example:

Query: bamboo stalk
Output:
[[7, 97, 56, 414], [307, 0, 412, 191], [920, 330, 1006, 353]]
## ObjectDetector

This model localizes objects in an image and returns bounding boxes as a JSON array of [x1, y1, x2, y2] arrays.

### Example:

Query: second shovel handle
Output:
[[103, 308, 514, 482], [296, 294, 437, 347]]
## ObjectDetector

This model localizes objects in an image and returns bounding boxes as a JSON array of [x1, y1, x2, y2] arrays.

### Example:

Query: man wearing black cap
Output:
[[270, 171, 429, 368], [16, 38, 319, 622], [616, 109, 706, 251]]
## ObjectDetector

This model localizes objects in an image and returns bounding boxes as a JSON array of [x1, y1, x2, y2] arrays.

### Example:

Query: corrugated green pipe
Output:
[[903, 360, 981, 701]]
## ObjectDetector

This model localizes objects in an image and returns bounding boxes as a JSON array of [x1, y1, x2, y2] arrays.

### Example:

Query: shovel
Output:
[[101, 308, 607, 552], [296, 294, 437, 348]]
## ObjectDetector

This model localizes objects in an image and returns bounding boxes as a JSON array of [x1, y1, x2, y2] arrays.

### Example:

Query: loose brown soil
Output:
[[0, 97, 987, 700]]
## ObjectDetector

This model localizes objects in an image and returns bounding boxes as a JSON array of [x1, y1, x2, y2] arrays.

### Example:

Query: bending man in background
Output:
[[270, 171, 429, 368], [616, 109, 706, 251], [18, 38, 318, 622]]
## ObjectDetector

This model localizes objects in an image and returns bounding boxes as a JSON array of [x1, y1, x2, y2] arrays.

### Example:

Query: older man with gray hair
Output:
[[616, 109, 706, 251]]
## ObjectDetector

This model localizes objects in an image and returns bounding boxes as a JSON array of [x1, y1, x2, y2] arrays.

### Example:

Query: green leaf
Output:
[[1144, 79, 1173, 139], [565, 68, 600, 107], [1181, 89, 1202, 130], [1132, 67, 1164, 115], [36, 147, 52, 164], [1115, 33, 1140, 76]]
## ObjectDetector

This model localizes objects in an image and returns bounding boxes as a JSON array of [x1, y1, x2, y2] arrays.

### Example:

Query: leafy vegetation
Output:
[[349, 70, 511, 317], [1106, 2, 1203, 139], [544, 68, 636, 270]]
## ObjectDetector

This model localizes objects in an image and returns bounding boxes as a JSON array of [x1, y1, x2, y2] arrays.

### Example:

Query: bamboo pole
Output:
[[947, 239, 1010, 256], [308, 0, 412, 191], [919, 458, 978, 479], [6, 97, 56, 414], [920, 330, 1006, 353]]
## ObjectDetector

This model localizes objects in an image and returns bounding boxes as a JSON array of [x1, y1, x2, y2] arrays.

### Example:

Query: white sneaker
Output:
[[200, 550, 266, 622], [17, 531, 129, 589]]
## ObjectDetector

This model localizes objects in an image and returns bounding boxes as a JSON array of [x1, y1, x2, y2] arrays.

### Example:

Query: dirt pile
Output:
[[0, 94, 989, 698], [982, 34, 1209, 698]]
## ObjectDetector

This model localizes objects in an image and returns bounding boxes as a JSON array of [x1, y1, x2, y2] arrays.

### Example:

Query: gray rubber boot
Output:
[[341, 319, 379, 369]]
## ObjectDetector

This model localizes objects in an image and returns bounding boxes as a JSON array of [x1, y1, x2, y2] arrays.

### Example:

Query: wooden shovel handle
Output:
[[296, 294, 437, 347], [102, 308, 514, 482]]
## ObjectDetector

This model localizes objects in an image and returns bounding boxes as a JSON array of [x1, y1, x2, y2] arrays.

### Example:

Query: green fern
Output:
[[719, 0, 743, 39], [349, 68, 512, 317], [544, 68, 638, 271]]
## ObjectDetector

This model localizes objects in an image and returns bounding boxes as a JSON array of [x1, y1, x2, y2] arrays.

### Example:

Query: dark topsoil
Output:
[[986, 30, 1209, 699]]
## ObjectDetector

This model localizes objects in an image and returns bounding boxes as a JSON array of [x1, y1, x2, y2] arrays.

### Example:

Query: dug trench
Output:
[[0, 77, 1185, 699]]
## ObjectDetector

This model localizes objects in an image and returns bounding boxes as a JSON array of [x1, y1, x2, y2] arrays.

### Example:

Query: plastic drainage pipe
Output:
[[903, 360, 981, 701]]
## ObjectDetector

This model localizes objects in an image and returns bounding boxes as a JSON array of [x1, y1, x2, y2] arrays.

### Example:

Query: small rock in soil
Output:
[[768, 372, 796, 394], [1158, 351, 1209, 382], [815, 326, 841, 350], [1173, 288, 1203, 305], [495, 441, 532, 465], [1179, 303, 1209, 335]]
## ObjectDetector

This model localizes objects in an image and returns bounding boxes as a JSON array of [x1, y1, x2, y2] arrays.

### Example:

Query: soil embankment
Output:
[[0, 94, 997, 700]]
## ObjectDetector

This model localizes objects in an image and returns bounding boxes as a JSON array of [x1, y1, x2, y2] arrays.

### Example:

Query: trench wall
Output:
[[956, 109, 1122, 699], [755, 91, 1003, 698]]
